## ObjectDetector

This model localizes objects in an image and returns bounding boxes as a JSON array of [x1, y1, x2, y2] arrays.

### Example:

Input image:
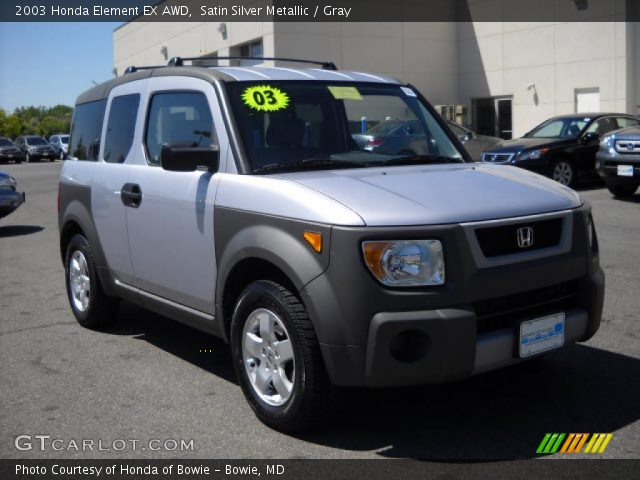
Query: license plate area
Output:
[[518, 313, 565, 358], [617, 165, 634, 177]]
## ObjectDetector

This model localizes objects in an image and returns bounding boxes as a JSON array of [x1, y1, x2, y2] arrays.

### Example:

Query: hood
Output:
[[611, 126, 640, 139], [487, 136, 573, 153], [277, 163, 581, 226]]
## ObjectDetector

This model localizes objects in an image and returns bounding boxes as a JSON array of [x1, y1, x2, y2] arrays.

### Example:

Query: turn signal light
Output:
[[303, 231, 322, 253]]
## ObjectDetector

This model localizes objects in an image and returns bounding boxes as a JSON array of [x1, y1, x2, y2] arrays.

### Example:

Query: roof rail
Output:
[[124, 65, 165, 74], [167, 56, 338, 71]]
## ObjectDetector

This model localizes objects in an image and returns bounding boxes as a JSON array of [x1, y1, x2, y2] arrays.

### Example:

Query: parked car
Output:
[[352, 119, 426, 155], [0, 137, 25, 164], [49, 134, 70, 160], [597, 125, 640, 197], [0, 172, 25, 219], [445, 121, 503, 161], [481, 113, 640, 187], [59, 58, 603, 432], [14, 135, 57, 162]]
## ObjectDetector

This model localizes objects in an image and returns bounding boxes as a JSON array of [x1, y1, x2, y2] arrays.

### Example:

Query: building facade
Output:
[[113, 2, 639, 139]]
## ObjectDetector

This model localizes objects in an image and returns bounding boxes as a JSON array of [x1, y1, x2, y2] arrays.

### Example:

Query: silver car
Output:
[[59, 58, 604, 432]]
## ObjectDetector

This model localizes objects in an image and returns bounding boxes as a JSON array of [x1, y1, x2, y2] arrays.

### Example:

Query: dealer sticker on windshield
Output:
[[327, 86, 363, 101], [519, 313, 565, 358], [242, 85, 290, 112]]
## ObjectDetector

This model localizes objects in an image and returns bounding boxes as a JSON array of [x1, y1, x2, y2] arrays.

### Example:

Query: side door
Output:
[[125, 77, 228, 315], [579, 117, 618, 172], [91, 82, 145, 285]]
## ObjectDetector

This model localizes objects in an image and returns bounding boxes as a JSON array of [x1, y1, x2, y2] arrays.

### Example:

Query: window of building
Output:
[[236, 40, 263, 66], [68, 99, 107, 161], [575, 88, 600, 113], [103, 94, 140, 164], [144, 91, 215, 166]]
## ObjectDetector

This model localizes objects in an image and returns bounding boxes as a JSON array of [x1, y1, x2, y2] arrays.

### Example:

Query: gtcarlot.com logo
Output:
[[536, 433, 613, 455]]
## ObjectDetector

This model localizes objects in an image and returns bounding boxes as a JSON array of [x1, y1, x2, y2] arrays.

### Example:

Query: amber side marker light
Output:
[[304, 231, 322, 253]]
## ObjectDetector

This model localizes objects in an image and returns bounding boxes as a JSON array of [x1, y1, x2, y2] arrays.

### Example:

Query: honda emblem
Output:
[[517, 226, 534, 248]]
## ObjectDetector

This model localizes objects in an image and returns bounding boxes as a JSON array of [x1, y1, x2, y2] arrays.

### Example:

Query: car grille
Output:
[[475, 280, 580, 334], [475, 218, 563, 257], [615, 140, 640, 154], [482, 152, 514, 163]]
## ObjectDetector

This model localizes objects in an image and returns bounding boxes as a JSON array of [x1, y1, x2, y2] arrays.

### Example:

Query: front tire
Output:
[[551, 159, 576, 187], [607, 183, 638, 198], [230, 280, 330, 432], [64, 234, 118, 329]]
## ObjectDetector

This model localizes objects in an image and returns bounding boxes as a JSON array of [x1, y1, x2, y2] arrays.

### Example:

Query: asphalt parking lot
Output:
[[0, 161, 638, 460]]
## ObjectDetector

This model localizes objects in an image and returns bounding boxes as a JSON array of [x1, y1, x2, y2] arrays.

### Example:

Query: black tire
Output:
[[49, 156, 55, 162], [64, 233, 118, 329], [607, 183, 638, 198], [14, 159, 22, 164], [230, 280, 331, 432], [550, 158, 576, 187]]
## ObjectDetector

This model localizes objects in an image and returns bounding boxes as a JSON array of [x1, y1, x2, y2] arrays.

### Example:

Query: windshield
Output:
[[0, 138, 13, 147], [27, 137, 47, 145], [60, 135, 69, 144], [526, 117, 589, 139], [225, 81, 463, 174]]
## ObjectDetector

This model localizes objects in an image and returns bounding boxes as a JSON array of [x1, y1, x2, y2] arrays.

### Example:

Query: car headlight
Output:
[[599, 134, 616, 155], [517, 148, 549, 161], [0, 175, 17, 188], [362, 240, 445, 286]]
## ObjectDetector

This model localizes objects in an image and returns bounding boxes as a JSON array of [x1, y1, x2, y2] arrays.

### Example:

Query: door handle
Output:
[[121, 183, 142, 208]]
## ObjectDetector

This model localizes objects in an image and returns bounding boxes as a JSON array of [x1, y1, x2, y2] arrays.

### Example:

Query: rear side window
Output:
[[104, 94, 140, 164], [69, 100, 106, 161], [616, 117, 640, 129], [144, 92, 214, 166]]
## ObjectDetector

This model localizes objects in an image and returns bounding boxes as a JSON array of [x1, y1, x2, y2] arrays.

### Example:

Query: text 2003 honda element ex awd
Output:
[[59, 57, 604, 431]]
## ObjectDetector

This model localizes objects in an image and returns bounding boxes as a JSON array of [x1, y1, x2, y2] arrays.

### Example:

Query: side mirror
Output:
[[160, 143, 220, 172], [581, 132, 599, 143]]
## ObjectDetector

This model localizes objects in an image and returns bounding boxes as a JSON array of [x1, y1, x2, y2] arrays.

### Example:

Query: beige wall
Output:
[[113, 21, 275, 75], [458, 0, 637, 137]]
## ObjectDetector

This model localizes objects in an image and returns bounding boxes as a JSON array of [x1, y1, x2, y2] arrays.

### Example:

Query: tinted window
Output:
[[145, 92, 214, 166], [69, 100, 107, 161], [104, 94, 140, 164], [527, 118, 588, 138], [0, 138, 12, 146], [616, 117, 640, 129], [26, 137, 47, 145], [585, 117, 618, 136], [61, 135, 70, 143]]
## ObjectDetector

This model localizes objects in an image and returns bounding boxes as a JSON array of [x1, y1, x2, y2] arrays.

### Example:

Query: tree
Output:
[[0, 105, 72, 138]]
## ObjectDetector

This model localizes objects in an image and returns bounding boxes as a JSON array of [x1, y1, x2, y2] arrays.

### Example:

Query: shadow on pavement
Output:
[[105, 301, 638, 461], [0, 225, 44, 237]]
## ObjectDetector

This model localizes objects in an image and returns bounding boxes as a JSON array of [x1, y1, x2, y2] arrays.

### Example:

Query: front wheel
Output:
[[64, 234, 119, 329], [607, 183, 638, 198], [25, 153, 31, 163], [550, 159, 576, 187], [59, 150, 65, 160], [230, 280, 331, 432]]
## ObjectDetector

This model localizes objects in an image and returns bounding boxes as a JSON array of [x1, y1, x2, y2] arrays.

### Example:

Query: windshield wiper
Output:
[[253, 158, 369, 174], [381, 154, 464, 166]]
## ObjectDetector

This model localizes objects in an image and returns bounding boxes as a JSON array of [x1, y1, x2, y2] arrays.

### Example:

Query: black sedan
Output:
[[0, 172, 25, 219], [0, 137, 25, 164], [481, 113, 640, 187], [14, 135, 57, 162]]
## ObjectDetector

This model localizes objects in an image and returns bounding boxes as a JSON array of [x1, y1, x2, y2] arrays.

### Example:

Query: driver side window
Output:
[[144, 91, 215, 166]]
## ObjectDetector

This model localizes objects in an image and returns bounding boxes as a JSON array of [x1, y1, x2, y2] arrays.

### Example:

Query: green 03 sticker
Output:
[[242, 85, 290, 112]]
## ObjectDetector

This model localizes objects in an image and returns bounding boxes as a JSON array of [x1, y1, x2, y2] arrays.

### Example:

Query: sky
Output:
[[0, 22, 121, 111]]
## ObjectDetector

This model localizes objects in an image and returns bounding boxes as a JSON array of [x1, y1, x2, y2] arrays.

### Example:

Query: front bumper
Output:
[[301, 203, 603, 387], [597, 152, 640, 184], [0, 151, 25, 161]]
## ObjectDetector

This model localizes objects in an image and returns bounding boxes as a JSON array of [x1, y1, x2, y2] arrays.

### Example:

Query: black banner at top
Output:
[[3, 0, 640, 22]]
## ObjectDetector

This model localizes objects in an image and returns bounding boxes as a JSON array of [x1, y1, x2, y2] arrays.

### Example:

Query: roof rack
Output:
[[124, 65, 165, 74], [167, 56, 338, 71]]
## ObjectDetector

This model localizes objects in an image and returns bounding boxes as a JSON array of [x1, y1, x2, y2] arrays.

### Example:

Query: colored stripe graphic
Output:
[[537, 433, 565, 454], [538, 433, 612, 454]]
